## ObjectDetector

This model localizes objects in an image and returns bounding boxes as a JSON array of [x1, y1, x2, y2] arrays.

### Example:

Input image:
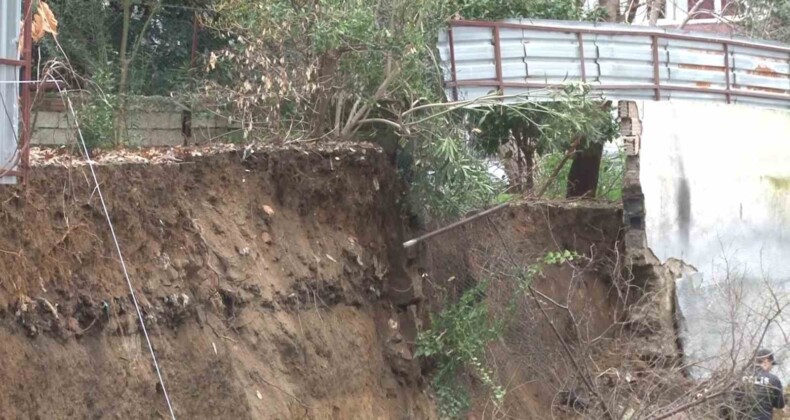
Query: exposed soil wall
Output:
[[418, 201, 625, 419], [0, 144, 432, 419], [0, 143, 630, 419]]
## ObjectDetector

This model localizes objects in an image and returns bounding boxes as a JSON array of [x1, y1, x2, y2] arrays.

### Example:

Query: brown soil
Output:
[[0, 143, 629, 420], [419, 201, 625, 419], [0, 143, 432, 419]]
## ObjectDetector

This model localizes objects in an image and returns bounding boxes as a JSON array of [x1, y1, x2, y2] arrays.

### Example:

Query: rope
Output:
[[52, 80, 178, 420], [0, 80, 48, 84]]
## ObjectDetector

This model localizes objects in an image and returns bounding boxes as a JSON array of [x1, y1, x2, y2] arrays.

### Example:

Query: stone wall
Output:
[[32, 96, 241, 147], [619, 100, 683, 364]]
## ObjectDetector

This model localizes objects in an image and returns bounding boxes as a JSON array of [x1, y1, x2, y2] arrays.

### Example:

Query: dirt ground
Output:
[[0, 144, 432, 419], [0, 143, 630, 419]]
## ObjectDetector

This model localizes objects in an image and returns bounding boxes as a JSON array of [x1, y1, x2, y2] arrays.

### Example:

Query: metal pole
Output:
[[493, 25, 503, 94], [403, 202, 511, 248], [448, 24, 459, 101], [21, 0, 33, 181], [724, 43, 732, 104], [651, 35, 661, 101], [576, 32, 587, 83]]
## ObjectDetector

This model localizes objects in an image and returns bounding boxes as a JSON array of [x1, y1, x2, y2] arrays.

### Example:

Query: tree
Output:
[[565, 0, 620, 198], [470, 89, 617, 195], [736, 0, 790, 43], [456, 0, 616, 197], [38, 1, 224, 145], [39, 1, 221, 93]]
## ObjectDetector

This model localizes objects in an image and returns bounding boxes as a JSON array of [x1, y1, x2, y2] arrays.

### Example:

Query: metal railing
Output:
[[439, 19, 790, 110], [0, 0, 32, 184]]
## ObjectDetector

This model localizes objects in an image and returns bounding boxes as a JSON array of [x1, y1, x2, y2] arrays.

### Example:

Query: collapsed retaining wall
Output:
[[618, 100, 683, 363]]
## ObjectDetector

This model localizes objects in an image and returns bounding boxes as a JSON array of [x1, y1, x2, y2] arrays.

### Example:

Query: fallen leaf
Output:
[[262, 205, 275, 216], [38, 1, 59, 36], [32, 14, 45, 42]]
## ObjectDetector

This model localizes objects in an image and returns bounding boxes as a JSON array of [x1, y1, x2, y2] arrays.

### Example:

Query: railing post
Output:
[[577, 32, 587, 83], [448, 23, 459, 101], [21, 0, 33, 181], [724, 43, 732, 104], [493, 24, 504, 94], [651, 35, 661, 101]]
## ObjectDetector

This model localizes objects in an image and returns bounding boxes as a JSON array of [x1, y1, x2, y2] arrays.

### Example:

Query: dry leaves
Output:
[[18, 1, 59, 56], [27, 142, 382, 170], [36, 1, 59, 39]]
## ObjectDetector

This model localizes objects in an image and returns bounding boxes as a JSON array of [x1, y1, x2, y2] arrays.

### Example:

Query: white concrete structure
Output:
[[640, 100, 790, 381]]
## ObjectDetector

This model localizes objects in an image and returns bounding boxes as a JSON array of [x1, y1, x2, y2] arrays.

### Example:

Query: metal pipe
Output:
[[576, 32, 587, 83], [21, 0, 32, 181], [443, 80, 790, 103], [0, 168, 24, 177], [448, 25, 459, 101], [403, 202, 511, 248], [0, 58, 24, 66], [652, 35, 661, 101], [493, 25, 504, 93], [724, 43, 732, 104]]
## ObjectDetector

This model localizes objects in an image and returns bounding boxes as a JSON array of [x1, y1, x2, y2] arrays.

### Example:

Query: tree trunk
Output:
[[563, 0, 621, 198], [524, 143, 535, 191], [312, 50, 340, 138], [598, 0, 621, 22], [115, 0, 132, 145], [497, 140, 527, 192], [566, 140, 603, 198], [513, 126, 536, 191], [649, 0, 666, 25], [115, 1, 159, 146]]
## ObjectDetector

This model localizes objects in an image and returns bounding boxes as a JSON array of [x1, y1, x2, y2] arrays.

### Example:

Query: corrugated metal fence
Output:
[[438, 19, 790, 110], [0, 0, 21, 184]]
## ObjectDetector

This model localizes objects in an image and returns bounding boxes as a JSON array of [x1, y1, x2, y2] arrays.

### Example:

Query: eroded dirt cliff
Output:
[[0, 144, 432, 419], [0, 142, 637, 420]]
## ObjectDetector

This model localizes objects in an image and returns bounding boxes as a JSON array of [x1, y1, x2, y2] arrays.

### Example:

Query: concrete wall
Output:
[[639, 100, 790, 381], [31, 96, 241, 146]]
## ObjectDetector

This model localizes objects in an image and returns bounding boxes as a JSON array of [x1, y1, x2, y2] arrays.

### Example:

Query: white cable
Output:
[[52, 81, 178, 420], [0, 80, 47, 84]]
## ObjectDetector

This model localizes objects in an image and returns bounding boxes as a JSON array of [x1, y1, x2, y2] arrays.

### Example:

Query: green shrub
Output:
[[417, 283, 504, 419]]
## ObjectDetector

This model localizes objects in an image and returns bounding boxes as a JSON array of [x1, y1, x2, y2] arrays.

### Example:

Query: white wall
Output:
[[640, 101, 790, 380]]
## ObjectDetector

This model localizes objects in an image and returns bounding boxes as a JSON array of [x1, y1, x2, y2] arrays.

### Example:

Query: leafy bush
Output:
[[417, 250, 582, 418], [75, 68, 117, 150], [597, 145, 625, 201], [736, 0, 790, 43], [533, 144, 623, 201], [417, 283, 504, 418], [205, 0, 620, 220], [404, 130, 502, 221]]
